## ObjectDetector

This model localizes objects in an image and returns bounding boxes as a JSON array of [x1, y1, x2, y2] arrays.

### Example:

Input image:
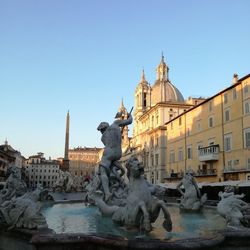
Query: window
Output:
[[224, 93, 228, 104], [155, 154, 159, 166], [244, 83, 249, 94], [224, 133, 232, 152], [151, 154, 154, 166], [151, 116, 154, 128], [233, 88, 237, 99], [179, 117, 182, 126], [208, 116, 214, 128], [244, 128, 250, 148], [209, 101, 212, 111], [187, 146, 192, 159], [155, 136, 159, 147], [143, 93, 147, 107], [197, 143, 203, 156], [225, 109, 230, 122], [247, 158, 250, 169], [244, 101, 250, 114], [178, 149, 183, 161], [170, 151, 175, 163], [150, 136, 154, 148], [156, 115, 159, 125]]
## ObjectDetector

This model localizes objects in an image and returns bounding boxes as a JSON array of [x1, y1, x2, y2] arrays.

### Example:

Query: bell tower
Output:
[[134, 69, 151, 116], [156, 53, 169, 81]]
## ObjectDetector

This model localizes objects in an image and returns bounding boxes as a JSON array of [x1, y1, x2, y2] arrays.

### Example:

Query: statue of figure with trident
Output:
[[97, 107, 133, 202]]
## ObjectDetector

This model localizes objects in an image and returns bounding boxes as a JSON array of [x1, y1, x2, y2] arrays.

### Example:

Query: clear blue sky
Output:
[[1, 0, 249, 159]]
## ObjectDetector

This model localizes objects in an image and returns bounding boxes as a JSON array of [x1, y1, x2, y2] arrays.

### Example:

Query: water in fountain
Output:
[[41, 202, 226, 241]]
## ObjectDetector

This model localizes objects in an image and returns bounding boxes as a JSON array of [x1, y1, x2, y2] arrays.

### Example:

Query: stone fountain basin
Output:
[[41, 202, 226, 241], [1, 201, 250, 250]]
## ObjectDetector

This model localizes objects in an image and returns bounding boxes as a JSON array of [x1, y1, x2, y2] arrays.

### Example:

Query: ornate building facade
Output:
[[25, 152, 60, 188], [68, 147, 102, 178], [131, 55, 204, 184], [165, 73, 250, 183]]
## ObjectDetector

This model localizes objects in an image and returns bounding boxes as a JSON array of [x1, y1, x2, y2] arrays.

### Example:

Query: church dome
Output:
[[152, 80, 184, 103], [151, 55, 184, 104]]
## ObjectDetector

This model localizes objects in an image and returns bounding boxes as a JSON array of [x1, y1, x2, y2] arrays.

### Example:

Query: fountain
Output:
[[1, 110, 250, 250]]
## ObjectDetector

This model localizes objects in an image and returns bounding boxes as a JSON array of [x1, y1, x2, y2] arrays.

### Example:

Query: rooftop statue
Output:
[[92, 156, 172, 232], [176, 170, 207, 211], [0, 165, 27, 204], [217, 186, 250, 227], [0, 186, 48, 230], [96, 109, 133, 202]]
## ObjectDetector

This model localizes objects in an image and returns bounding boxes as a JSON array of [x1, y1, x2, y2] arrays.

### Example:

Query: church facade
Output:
[[131, 55, 204, 184]]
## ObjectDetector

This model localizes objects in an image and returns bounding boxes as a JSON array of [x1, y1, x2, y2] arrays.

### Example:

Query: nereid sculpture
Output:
[[0, 186, 48, 230], [0, 166, 27, 204], [177, 170, 207, 211], [217, 186, 250, 227]]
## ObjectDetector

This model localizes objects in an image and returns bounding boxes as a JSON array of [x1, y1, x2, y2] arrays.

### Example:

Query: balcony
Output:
[[198, 144, 219, 162]]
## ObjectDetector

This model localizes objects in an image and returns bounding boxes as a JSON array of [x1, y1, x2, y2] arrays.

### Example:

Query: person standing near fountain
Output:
[[97, 109, 133, 201]]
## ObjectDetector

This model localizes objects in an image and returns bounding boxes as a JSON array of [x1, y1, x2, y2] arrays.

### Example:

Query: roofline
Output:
[[138, 102, 193, 120], [239, 73, 250, 82], [165, 73, 250, 125]]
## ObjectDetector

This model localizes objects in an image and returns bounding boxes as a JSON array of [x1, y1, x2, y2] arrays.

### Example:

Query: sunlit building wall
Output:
[[68, 147, 102, 177], [165, 74, 250, 183]]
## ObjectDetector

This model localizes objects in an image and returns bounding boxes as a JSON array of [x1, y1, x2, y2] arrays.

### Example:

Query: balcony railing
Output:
[[198, 144, 219, 162], [195, 169, 217, 176], [223, 167, 250, 173], [165, 172, 184, 180]]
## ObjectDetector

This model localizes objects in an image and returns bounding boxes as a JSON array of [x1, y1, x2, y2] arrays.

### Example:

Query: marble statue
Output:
[[0, 187, 48, 230], [176, 170, 207, 211], [97, 110, 132, 202], [73, 176, 85, 192], [53, 170, 76, 192], [92, 156, 172, 232], [217, 186, 250, 227], [0, 166, 27, 204]]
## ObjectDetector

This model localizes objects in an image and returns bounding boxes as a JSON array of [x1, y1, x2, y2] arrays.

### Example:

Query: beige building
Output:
[[25, 153, 60, 188], [131, 55, 204, 184], [0, 140, 25, 181], [68, 147, 102, 177], [165, 73, 250, 183]]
